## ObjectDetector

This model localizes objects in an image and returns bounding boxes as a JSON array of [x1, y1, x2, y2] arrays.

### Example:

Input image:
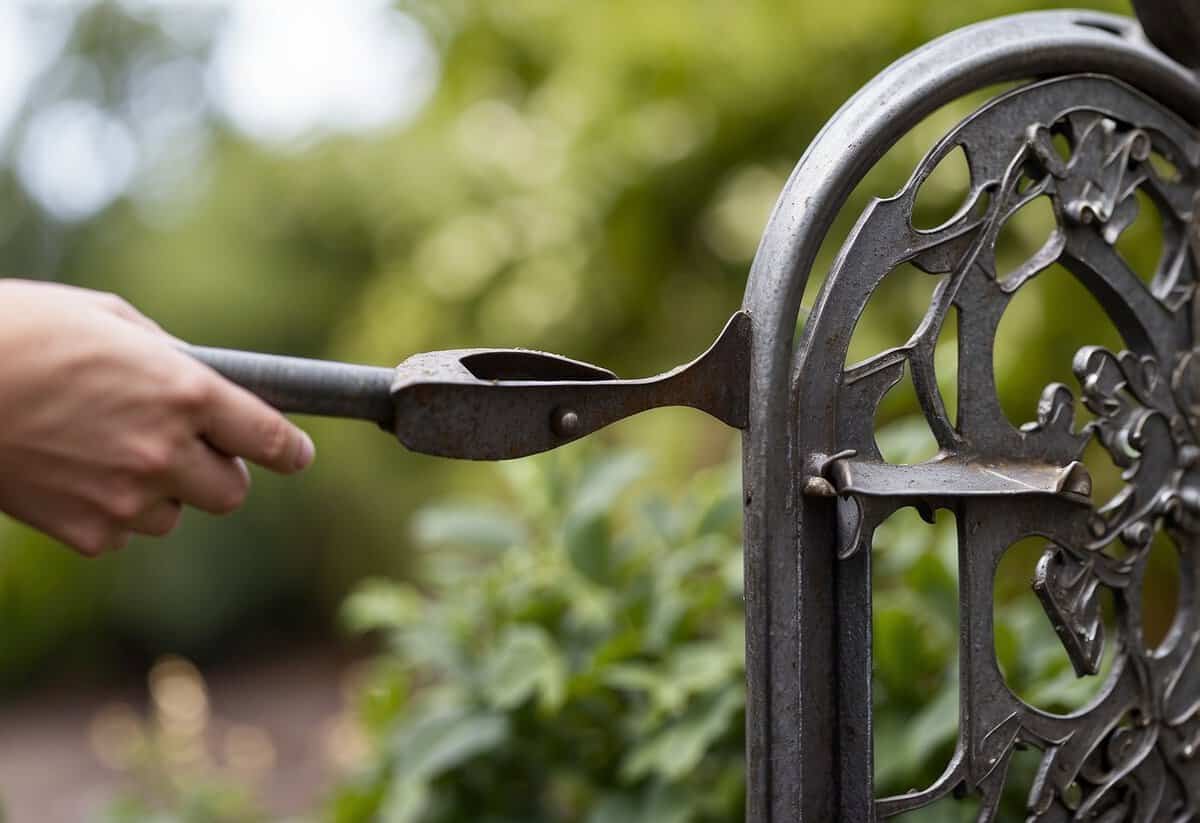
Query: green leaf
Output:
[[480, 625, 567, 712], [390, 708, 509, 783], [667, 642, 738, 699], [694, 489, 740, 537], [412, 504, 527, 551], [872, 592, 953, 704], [571, 452, 650, 518], [565, 511, 614, 585], [357, 659, 410, 735], [328, 770, 388, 823], [639, 781, 693, 823], [342, 580, 423, 633], [901, 674, 959, 767], [640, 495, 681, 543], [603, 663, 685, 714], [586, 794, 638, 823], [377, 779, 429, 823], [621, 686, 743, 782], [497, 456, 555, 519], [563, 452, 649, 585]]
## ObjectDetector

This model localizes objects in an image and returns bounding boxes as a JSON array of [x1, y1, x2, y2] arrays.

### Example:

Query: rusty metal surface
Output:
[[742, 9, 1200, 819], [825, 457, 1093, 502], [188, 311, 750, 460], [740, 9, 1200, 821], [186, 345, 397, 425], [829, 72, 1200, 817], [388, 310, 749, 459]]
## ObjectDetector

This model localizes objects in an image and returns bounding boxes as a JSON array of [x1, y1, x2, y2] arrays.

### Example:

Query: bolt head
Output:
[[802, 476, 836, 497], [551, 407, 581, 438]]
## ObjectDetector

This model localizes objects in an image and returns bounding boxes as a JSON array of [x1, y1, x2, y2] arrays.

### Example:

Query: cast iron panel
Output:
[[741, 10, 1200, 822]]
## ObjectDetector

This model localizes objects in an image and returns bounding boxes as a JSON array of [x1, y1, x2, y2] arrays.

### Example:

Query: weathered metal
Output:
[[184, 3, 1200, 820], [188, 310, 749, 460], [740, 8, 1200, 820], [793, 68, 1200, 819], [186, 345, 397, 424]]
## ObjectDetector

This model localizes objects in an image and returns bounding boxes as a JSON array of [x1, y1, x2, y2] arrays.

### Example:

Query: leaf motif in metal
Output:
[[795, 74, 1200, 820]]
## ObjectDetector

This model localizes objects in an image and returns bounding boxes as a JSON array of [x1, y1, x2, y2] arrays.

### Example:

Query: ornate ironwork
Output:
[[741, 8, 1200, 822], [827, 74, 1200, 822], [178, 5, 1200, 821]]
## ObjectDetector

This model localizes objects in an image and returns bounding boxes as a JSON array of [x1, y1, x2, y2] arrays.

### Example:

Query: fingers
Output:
[[167, 439, 252, 515], [22, 493, 181, 556], [58, 519, 130, 556], [3, 495, 130, 557], [130, 498, 183, 536], [198, 379, 315, 474]]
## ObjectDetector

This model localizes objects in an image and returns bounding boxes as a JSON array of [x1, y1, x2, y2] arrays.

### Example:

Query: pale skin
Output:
[[0, 279, 315, 556]]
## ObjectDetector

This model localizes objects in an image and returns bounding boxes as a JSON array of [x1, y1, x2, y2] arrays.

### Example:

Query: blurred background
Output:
[[0, 0, 1172, 821]]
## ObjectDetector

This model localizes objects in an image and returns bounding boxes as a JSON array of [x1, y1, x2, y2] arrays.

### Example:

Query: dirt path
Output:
[[0, 645, 361, 822]]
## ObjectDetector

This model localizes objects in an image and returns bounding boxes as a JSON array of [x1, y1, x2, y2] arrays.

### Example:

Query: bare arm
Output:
[[0, 279, 315, 556]]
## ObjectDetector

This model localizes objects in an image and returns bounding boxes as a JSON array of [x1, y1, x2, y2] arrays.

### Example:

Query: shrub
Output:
[[332, 447, 745, 823], [331, 425, 1114, 823], [96, 424, 1114, 822]]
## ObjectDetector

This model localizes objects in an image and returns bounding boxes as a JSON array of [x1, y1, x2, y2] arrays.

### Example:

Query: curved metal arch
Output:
[[740, 11, 1200, 822]]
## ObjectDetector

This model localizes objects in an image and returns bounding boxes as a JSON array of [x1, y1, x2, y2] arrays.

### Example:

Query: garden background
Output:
[[0, 1, 1165, 821]]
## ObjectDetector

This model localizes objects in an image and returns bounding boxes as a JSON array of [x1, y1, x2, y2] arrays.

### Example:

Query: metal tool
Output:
[[187, 311, 750, 460]]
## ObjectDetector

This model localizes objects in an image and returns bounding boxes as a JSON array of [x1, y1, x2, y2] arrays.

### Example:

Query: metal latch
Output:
[[813, 452, 1095, 559], [186, 311, 750, 460]]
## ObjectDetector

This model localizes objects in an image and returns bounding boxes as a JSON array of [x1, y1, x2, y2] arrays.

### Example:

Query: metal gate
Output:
[[188, 5, 1200, 820]]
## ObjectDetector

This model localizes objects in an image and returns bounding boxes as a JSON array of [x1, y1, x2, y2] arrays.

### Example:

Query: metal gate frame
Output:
[[742, 10, 1200, 821], [188, 6, 1200, 820]]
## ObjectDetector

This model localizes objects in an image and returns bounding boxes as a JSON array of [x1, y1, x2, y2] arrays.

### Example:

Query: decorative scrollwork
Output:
[[1076, 345, 1194, 546], [797, 73, 1200, 820], [1033, 545, 1107, 678]]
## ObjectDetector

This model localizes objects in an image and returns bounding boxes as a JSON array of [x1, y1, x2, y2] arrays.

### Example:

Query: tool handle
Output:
[[186, 345, 395, 426]]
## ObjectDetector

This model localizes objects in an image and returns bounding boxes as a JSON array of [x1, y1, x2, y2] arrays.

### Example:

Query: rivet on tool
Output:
[[551, 407, 581, 438]]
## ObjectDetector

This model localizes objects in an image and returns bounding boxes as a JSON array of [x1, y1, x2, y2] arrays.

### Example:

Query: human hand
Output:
[[0, 280, 315, 556]]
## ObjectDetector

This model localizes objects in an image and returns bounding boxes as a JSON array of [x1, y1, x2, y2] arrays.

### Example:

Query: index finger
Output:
[[199, 377, 315, 474]]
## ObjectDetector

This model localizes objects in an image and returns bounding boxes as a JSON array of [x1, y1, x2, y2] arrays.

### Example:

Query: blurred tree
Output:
[[0, 2, 1167, 819]]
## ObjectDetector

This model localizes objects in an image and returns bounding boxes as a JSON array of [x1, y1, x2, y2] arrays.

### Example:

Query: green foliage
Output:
[[0, 0, 1130, 690], [334, 447, 745, 823], [331, 433, 1128, 822], [0, 519, 104, 684], [0, 0, 1160, 818], [101, 784, 264, 823]]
